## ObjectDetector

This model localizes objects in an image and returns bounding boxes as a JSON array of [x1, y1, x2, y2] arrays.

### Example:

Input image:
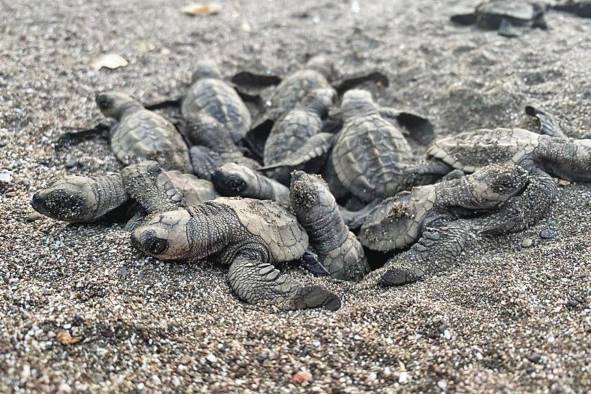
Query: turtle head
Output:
[[341, 89, 378, 121], [305, 54, 335, 79], [462, 164, 529, 210], [211, 163, 255, 197], [191, 60, 222, 82], [131, 210, 192, 260], [31, 176, 101, 222], [301, 88, 336, 118], [95, 91, 142, 120], [290, 171, 335, 219]]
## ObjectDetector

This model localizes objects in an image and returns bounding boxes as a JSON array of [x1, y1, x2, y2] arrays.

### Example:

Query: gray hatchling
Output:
[[182, 61, 252, 144], [262, 88, 336, 183], [96, 92, 192, 172], [31, 161, 218, 223], [290, 171, 369, 281], [329, 89, 444, 202], [425, 127, 591, 182], [451, 0, 548, 37], [359, 164, 530, 252], [131, 197, 341, 311], [212, 163, 291, 206]]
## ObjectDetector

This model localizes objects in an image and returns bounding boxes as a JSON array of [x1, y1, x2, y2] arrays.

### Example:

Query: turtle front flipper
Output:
[[379, 108, 435, 146], [189, 146, 223, 181], [121, 161, 184, 214], [55, 122, 112, 148], [143, 97, 183, 111], [380, 218, 480, 287], [227, 246, 340, 311], [333, 70, 389, 96], [524, 105, 567, 138], [450, 12, 477, 26], [338, 199, 380, 230]]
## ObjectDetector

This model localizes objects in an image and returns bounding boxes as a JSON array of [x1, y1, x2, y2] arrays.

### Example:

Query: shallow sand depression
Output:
[[1, 0, 590, 392]]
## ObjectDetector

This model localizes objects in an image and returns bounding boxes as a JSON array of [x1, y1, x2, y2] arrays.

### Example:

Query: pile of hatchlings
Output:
[[31, 53, 591, 312]]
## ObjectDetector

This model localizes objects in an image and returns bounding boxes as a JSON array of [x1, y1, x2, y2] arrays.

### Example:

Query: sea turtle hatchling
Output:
[[180, 61, 252, 144], [31, 161, 218, 223], [290, 171, 369, 281], [329, 89, 446, 202], [93, 91, 192, 172], [451, 0, 548, 37], [425, 127, 591, 182], [359, 164, 530, 252], [262, 88, 336, 184], [553, 1, 591, 18], [131, 197, 341, 310], [377, 164, 558, 286]]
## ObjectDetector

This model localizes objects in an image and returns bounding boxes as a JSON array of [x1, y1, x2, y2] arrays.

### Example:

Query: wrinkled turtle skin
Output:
[[359, 164, 529, 252], [181, 61, 252, 144], [426, 128, 591, 181], [330, 89, 414, 202], [290, 171, 369, 281], [96, 92, 192, 173], [31, 161, 218, 223], [131, 197, 340, 311]]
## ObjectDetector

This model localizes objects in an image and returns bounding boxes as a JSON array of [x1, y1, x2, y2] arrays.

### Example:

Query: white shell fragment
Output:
[[91, 54, 129, 71], [181, 3, 222, 16]]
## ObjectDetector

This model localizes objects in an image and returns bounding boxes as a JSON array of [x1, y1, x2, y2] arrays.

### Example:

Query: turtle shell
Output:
[[112, 109, 191, 172], [216, 197, 309, 263], [181, 79, 252, 144], [359, 186, 436, 251], [165, 170, 219, 206], [267, 70, 331, 121], [426, 128, 541, 173], [331, 114, 413, 201], [264, 108, 322, 165], [476, 0, 541, 28]]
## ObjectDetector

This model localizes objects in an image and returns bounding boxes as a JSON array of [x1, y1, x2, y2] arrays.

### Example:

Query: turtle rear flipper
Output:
[[260, 133, 336, 173], [334, 70, 389, 96], [227, 246, 340, 311], [144, 97, 183, 111], [55, 122, 111, 149], [450, 12, 477, 25], [524, 105, 567, 138], [231, 71, 282, 88]]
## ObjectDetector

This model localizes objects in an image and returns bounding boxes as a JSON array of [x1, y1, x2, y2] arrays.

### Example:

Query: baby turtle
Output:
[[212, 163, 291, 206], [553, 1, 591, 18], [181, 61, 252, 144], [290, 171, 369, 281], [95, 92, 192, 172], [426, 128, 591, 182], [131, 197, 341, 310], [359, 164, 529, 252], [31, 162, 218, 223], [262, 88, 336, 183], [183, 113, 260, 170], [330, 89, 415, 202], [378, 165, 558, 286], [451, 0, 548, 37]]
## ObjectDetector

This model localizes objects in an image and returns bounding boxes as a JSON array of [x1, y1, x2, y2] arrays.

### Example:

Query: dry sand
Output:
[[1, 0, 590, 392]]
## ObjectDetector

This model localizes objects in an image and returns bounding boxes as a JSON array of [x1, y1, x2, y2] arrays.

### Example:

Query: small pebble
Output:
[[292, 371, 312, 384], [521, 238, 534, 248], [437, 379, 448, 391], [527, 353, 542, 364], [0, 170, 12, 184], [539, 227, 558, 240], [398, 371, 409, 384], [65, 157, 81, 169], [205, 353, 217, 364]]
